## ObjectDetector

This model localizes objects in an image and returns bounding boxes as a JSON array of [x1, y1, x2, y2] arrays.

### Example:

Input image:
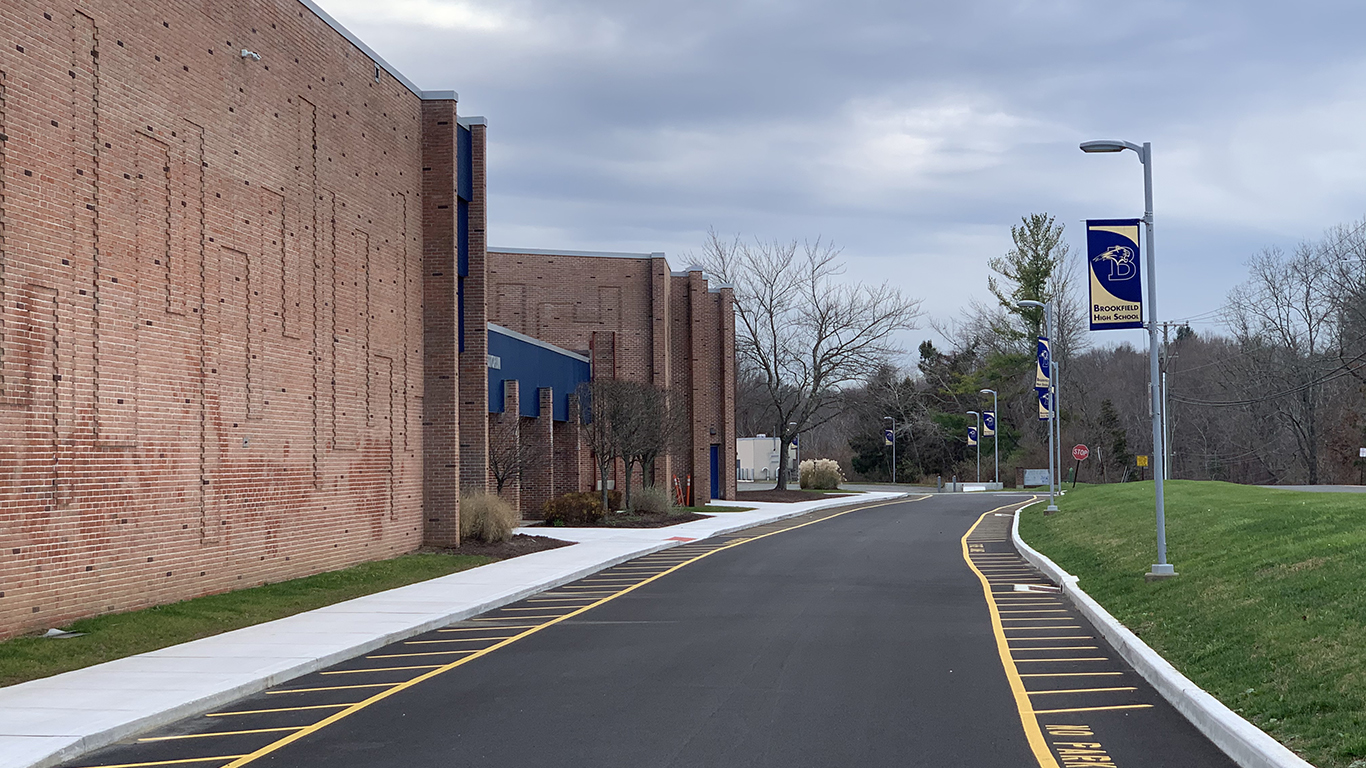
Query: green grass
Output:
[[680, 505, 758, 513], [1019, 480, 1366, 767], [0, 551, 493, 688]]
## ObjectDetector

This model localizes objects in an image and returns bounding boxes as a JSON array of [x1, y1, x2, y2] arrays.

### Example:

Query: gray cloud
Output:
[[320, 0, 1366, 348]]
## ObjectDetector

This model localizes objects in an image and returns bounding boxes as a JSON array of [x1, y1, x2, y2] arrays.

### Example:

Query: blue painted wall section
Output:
[[456, 124, 472, 352], [488, 325, 591, 421]]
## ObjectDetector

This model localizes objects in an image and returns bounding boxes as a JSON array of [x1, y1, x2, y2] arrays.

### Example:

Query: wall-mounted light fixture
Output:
[[240, 49, 262, 61]]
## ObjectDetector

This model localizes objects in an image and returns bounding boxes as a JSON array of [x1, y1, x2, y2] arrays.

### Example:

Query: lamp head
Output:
[[1080, 140, 1127, 153], [966, 410, 979, 417], [1017, 299, 1045, 310], [979, 388, 995, 395]]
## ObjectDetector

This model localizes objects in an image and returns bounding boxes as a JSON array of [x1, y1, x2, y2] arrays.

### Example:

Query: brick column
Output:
[[519, 387, 555, 518], [555, 393, 585, 499], [492, 380, 520, 510], [458, 118, 489, 493], [719, 286, 738, 500], [420, 97, 461, 547]]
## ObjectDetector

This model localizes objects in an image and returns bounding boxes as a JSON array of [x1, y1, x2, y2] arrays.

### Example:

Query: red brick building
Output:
[[0, 0, 734, 639]]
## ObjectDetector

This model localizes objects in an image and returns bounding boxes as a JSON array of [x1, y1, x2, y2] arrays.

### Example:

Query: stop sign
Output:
[[1072, 444, 1090, 461]]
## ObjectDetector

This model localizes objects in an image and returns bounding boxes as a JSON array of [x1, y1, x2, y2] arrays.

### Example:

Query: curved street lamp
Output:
[[980, 389, 998, 485], [883, 416, 895, 485], [1080, 138, 1174, 579], [966, 411, 981, 483]]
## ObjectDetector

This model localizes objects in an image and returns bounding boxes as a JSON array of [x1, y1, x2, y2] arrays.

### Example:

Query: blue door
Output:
[[709, 445, 720, 499]]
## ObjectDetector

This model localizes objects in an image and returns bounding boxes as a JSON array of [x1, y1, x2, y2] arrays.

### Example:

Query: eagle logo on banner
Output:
[[1093, 245, 1138, 281]]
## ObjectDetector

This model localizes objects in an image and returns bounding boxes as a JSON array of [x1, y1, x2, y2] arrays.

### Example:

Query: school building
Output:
[[0, 0, 735, 639]]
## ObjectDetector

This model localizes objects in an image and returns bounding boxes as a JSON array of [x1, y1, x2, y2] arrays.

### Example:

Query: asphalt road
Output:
[[67, 494, 1240, 768]]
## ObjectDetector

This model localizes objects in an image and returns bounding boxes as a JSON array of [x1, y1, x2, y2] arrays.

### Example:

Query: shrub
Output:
[[799, 458, 845, 490], [542, 492, 605, 527], [630, 485, 675, 514], [606, 489, 623, 512], [459, 492, 519, 543]]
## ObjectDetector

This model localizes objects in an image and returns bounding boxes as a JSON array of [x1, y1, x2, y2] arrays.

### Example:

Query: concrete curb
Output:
[[4, 492, 908, 768], [1010, 506, 1314, 768]]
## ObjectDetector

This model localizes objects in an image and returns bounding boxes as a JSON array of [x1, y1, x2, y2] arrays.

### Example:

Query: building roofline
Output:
[[458, 116, 488, 127], [488, 323, 591, 363], [491, 246, 667, 262], [296, 0, 456, 101]]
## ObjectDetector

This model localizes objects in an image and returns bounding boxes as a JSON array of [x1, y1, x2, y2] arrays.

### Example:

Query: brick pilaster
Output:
[[421, 97, 462, 547]]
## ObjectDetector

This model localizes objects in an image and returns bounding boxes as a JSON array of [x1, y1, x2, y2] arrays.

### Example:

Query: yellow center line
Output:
[[1033, 703, 1155, 715], [1026, 687, 1137, 695], [322, 665, 444, 675], [139, 727, 305, 742], [207, 704, 357, 717], [218, 495, 924, 768], [961, 497, 1061, 768]]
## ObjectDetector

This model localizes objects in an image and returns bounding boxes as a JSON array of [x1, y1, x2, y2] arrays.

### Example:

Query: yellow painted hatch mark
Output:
[[961, 498, 1061, 768]]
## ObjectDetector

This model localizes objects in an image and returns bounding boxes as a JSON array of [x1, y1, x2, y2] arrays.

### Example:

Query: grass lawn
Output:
[[0, 551, 492, 688], [1019, 480, 1366, 768]]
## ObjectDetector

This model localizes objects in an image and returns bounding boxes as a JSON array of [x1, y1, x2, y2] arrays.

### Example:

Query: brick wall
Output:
[[0, 0, 450, 638], [487, 250, 736, 502]]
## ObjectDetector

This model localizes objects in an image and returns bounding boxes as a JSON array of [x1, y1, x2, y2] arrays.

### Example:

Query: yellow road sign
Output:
[[1136, 455, 1149, 467]]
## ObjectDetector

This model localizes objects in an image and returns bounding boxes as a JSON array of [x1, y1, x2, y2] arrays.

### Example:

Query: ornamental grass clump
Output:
[[799, 458, 845, 490], [630, 485, 675, 515], [458, 492, 519, 543]]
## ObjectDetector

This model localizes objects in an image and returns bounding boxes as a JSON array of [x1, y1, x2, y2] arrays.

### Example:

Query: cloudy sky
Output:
[[320, 0, 1366, 351]]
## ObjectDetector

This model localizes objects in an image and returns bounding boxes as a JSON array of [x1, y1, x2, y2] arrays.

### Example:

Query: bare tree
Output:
[[700, 231, 922, 489], [487, 413, 531, 496], [579, 379, 628, 511]]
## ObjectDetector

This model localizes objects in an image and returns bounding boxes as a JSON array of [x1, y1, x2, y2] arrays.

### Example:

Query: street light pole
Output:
[[1081, 138, 1174, 579], [1017, 299, 1058, 512], [980, 389, 998, 485], [966, 411, 981, 482], [883, 416, 896, 484]]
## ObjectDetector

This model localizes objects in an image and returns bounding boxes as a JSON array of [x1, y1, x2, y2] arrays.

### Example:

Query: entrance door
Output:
[[709, 445, 720, 499]]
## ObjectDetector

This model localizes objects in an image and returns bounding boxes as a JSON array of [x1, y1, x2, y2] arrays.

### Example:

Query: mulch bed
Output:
[[425, 533, 573, 560], [736, 489, 851, 503], [598, 510, 711, 528]]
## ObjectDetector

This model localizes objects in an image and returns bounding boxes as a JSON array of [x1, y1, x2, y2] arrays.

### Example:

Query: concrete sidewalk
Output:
[[0, 492, 909, 768]]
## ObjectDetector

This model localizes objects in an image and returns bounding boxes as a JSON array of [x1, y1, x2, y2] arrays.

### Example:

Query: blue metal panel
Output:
[[487, 327, 591, 422], [457, 125, 473, 202], [457, 201, 469, 277], [710, 446, 720, 499]]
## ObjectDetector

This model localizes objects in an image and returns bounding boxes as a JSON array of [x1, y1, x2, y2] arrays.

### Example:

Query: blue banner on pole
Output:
[[1087, 218, 1144, 330], [983, 411, 996, 436], [1036, 337, 1051, 393], [1038, 390, 1052, 421], [967, 426, 978, 446], [883, 428, 893, 446]]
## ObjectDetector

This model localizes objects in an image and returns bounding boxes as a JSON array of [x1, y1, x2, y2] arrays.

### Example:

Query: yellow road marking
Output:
[[472, 615, 563, 621], [1009, 646, 1098, 651], [1034, 703, 1154, 714], [999, 610, 1069, 614], [1026, 687, 1137, 695], [439, 625, 537, 632], [499, 607, 575, 612], [1020, 672, 1124, 678], [404, 634, 516, 639], [207, 704, 355, 717], [1009, 637, 1093, 641], [528, 597, 600, 602], [1012, 658, 1110, 663], [268, 683, 398, 694], [139, 727, 304, 742], [1006, 626, 1083, 631], [70, 757, 249, 768], [322, 664, 444, 675], [218, 495, 923, 767], [961, 498, 1061, 768], [366, 649, 480, 659]]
